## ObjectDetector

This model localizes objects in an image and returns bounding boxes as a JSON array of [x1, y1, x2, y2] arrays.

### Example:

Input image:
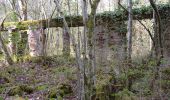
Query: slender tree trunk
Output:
[[62, 27, 70, 56], [40, 28, 46, 57], [127, 0, 133, 90], [81, 1, 88, 99], [150, 1, 157, 94], [61, 0, 72, 57], [18, 0, 27, 20], [77, 0, 81, 57], [127, 0, 132, 63], [85, 0, 100, 99], [149, 0, 163, 62], [40, 0, 47, 57], [82, 0, 88, 59], [150, 0, 163, 99], [54, 1, 85, 100]]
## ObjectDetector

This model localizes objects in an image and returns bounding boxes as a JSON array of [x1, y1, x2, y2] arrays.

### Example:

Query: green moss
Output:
[[8, 86, 23, 96], [57, 84, 73, 97], [6, 67, 23, 75], [48, 84, 72, 99], [3, 4, 170, 30], [8, 84, 34, 96], [48, 88, 58, 98], [112, 88, 136, 100], [0, 70, 12, 84], [0, 96, 3, 100], [52, 66, 76, 77], [19, 84, 34, 94], [29, 57, 43, 63], [162, 67, 170, 80], [162, 68, 170, 75], [0, 86, 5, 94], [0, 76, 10, 83], [161, 80, 170, 85], [22, 55, 32, 62], [36, 85, 48, 91], [127, 69, 145, 80]]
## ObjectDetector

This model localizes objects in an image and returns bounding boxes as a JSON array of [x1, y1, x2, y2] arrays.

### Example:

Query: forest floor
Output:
[[1, 56, 170, 100], [0, 56, 78, 100]]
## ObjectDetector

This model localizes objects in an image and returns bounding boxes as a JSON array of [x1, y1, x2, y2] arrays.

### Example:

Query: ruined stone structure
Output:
[[27, 27, 45, 57], [94, 22, 126, 74], [163, 15, 170, 65], [1, 4, 170, 67]]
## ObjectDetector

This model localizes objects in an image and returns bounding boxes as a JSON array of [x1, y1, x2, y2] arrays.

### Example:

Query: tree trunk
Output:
[[127, 0, 133, 90], [54, 1, 85, 100], [150, 0, 163, 99], [127, 0, 132, 63], [149, 0, 163, 63], [62, 27, 70, 56], [85, 0, 100, 99], [82, 0, 88, 59]]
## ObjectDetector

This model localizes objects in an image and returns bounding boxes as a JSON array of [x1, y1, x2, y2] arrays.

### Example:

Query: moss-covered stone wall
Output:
[[2, 4, 170, 31]]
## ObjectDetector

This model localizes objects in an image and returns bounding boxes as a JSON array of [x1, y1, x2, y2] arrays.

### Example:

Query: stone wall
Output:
[[163, 17, 170, 65], [94, 23, 126, 74]]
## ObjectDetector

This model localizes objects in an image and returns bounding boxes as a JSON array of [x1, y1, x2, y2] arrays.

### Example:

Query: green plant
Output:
[[36, 85, 48, 91], [112, 88, 136, 100], [8, 86, 23, 96], [8, 84, 34, 96], [0, 96, 3, 100]]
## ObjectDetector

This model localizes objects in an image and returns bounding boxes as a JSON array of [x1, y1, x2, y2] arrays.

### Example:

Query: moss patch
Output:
[[8, 84, 34, 96], [36, 85, 48, 91], [48, 84, 73, 99]]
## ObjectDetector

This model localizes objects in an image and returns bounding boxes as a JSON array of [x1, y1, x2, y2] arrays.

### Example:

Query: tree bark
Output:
[[62, 27, 70, 56], [86, 0, 100, 99], [149, 0, 163, 63], [82, 0, 88, 59], [150, 0, 164, 99], [126, 0, 133, 91], [127, 0, 132, 62]]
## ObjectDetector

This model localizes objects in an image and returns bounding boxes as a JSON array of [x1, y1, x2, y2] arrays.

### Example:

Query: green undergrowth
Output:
[[0, 56, 76, 99], [0, 55, 170, 99]]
